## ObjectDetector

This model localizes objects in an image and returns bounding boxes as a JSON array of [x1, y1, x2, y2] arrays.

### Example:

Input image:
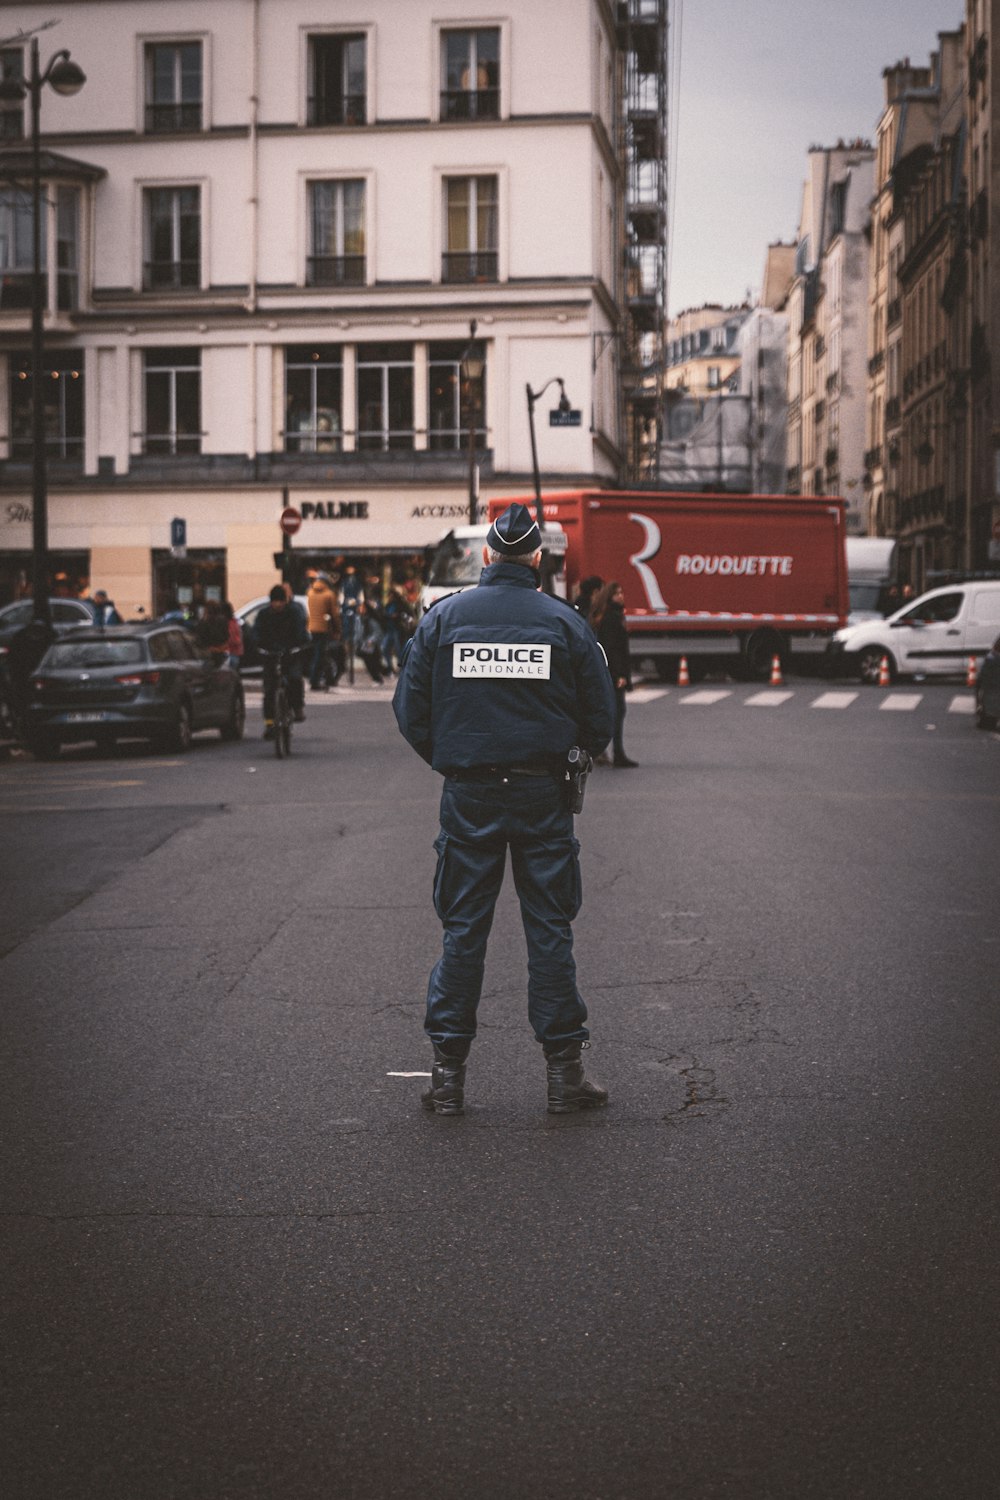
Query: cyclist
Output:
[[256, 584, 309, 739]]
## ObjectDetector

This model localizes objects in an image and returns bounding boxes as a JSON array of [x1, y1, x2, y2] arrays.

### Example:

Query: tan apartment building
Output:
[[664, 305, 749, 397], [786, 142, 875, 532]]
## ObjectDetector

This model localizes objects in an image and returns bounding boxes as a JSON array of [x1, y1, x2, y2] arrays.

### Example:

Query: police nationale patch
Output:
[[453, 643, 552, 679]]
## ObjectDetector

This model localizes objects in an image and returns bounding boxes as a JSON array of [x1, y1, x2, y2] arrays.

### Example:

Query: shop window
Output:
[[428, 341, 487, 451], [442, 176, 498, 282], [143, 347, 201, 455], [0, 47, 24, 141], [9, 351, 84, 460], [440, 28, 499, 120], [152, 548, 225, 618], [285, 344, 343, 452], [144, 186, 201, 290], [145, 42, 203, 133], [307, 34, 366, 126], [307, 180, 365, 286], [357, 343, 414, 451]]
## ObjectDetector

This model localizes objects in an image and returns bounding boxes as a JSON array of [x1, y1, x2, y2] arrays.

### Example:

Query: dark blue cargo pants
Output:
[[425, 774, 590, 1050]]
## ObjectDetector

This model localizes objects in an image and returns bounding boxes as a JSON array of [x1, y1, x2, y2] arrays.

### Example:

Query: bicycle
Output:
[[259, 647, 305, 759]]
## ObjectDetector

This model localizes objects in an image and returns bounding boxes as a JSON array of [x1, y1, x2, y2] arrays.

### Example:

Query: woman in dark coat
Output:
[[590, 581, 637, 768]]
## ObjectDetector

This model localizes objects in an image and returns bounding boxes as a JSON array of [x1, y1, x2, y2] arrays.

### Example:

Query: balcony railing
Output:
[[145, 102, 202, 134], [143, 260, 201, 291], [306, 95, 367, 127], [441, 251, 498, 283], [306, 255, 366, 287], [440, 89, 499, 121]]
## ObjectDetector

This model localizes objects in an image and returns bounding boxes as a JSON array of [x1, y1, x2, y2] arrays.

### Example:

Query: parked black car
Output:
[[975, 633, 1000, 730], [23, 622, 245, 758]]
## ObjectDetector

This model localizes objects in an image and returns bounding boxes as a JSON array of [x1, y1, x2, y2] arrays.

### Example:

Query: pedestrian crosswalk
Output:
[[244, 682, 979, 715]]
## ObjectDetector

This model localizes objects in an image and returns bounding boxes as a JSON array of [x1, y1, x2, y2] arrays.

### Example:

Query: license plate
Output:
[[66, 712, 109, 723]]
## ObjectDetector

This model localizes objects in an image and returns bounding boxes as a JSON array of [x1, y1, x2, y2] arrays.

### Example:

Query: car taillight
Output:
[[115, 670, 160, 686], [31, 676, 52, 693]]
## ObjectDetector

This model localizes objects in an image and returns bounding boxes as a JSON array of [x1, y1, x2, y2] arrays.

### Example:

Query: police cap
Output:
[[486, 503, 541, 557]]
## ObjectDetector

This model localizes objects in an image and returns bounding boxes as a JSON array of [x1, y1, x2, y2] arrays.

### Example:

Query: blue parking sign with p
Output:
[[170, 518, 187, 548]]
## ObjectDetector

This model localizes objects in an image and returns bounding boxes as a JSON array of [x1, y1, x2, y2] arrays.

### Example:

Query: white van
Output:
[[831, 580, 1000, 683]]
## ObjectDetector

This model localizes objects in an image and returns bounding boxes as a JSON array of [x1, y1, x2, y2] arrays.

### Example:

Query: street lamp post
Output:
[[0, 34, 86, 626], [525, 377, 571, 532], [460, 320, 485, 528]]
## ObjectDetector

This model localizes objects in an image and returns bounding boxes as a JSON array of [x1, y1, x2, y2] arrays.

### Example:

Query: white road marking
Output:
[[810, 691, 859, 709], [628, 687, 669, 704], [879, 694, 923, 711], [680, 690, 732, 705], [948, 696, 975, 715], [387, 1071, 432, 1078], [744, 690, 794, 707]]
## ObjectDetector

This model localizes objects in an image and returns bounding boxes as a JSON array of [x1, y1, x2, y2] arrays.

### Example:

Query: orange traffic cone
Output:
[[677, 656, 690, 687], [878, 655, 891, 687], [769, 654, 783, 686], [966, 655, 977, 688]]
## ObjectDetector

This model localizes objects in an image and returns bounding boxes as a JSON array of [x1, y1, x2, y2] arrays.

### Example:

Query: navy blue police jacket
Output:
[[392, 562, 617, 772]]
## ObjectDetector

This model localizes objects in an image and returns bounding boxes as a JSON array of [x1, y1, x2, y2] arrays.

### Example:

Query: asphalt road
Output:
[[2, 676, 998, 1500]]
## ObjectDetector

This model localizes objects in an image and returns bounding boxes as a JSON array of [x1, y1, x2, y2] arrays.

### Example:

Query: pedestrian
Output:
[[392, 501, 616, 1116], [255, 584, 309, 736], [224, 601, 243, 673], [194, 598, 229, 661], [590, 581, 638, 769], [356, 599, 385, 683], [306, 573, 338, 690], [340, 565, 363, 651], [90, 589, 122, 626], [574, 575, 604, 620], [382, 585, 411, 673]]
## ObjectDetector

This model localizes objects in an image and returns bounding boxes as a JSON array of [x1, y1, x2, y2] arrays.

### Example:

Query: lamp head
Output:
[[461, 344, 485, 382], [47, 55, 86, 97]]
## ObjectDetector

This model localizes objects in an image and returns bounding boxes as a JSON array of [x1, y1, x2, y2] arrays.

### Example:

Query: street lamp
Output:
[[526, 377, 572, 532], [0, 34, 86, 627], [460, 320, 485, 527]]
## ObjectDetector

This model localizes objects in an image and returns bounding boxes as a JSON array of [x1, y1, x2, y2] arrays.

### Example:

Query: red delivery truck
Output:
[[423, 490, 849, 681]]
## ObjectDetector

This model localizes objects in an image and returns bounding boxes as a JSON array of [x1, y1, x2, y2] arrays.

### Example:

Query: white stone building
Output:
[[0, 0, 634, 614]]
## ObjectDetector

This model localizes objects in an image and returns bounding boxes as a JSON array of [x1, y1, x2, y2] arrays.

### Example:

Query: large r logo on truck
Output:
[[628, 513, 669, 612]]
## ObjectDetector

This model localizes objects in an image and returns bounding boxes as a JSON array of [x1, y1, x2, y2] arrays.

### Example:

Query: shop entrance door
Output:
[[153, 550, 227, 619]]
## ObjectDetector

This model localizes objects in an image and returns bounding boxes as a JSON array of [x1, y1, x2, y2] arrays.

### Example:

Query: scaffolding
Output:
[[617, 0, 668, 482]]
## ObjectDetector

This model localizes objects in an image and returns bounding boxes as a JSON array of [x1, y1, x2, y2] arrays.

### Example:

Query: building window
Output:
[[0, 189, 36, 309], [707, 366, 721, 390], [307, 33, 366, 126], [144, 42, 203, 133], [442, 176, 498, 282], [56, 188, 80, 311], [0, 48, 24, 141], [357, 343, 414, 451], [143, 347, 201, 455], [143, 186, 200, 290], [307, 180, 365, 286], [441, 28, 500, 120], [9, 351, 84, 459], [428, 342, 487, 451], [285, 345, 343, 453]]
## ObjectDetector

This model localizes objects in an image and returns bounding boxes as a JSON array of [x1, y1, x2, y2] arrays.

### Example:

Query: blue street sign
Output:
[[549, 409, 582, 427], [170, 517, 187, 548]]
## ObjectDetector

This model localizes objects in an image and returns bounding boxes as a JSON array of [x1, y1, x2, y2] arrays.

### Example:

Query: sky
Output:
[[667, 0, 964, 316]]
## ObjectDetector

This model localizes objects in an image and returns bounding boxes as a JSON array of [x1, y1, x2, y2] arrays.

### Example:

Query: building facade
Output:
[[0, 0, 648, 615], [965, 0, 1000, 572], [785, 141, 875, 533]]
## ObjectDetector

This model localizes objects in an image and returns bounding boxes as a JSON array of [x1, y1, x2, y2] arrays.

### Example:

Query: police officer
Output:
[[392, 503, 617, 1116]]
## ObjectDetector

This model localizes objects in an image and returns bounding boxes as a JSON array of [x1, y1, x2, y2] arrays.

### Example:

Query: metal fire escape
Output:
[[617, 0, 668, 482]]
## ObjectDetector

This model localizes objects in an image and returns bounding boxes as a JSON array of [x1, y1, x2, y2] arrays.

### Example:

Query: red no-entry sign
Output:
[[280, 506, 302, 536]]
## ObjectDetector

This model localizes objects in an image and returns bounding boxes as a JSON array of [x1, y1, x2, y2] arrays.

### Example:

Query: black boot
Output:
[[545, 1041, 609, 1114], [421, 1043, 469, 1116]]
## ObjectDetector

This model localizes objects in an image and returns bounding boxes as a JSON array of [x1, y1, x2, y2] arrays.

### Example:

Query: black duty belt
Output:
[[448, 763, 557, 783]]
